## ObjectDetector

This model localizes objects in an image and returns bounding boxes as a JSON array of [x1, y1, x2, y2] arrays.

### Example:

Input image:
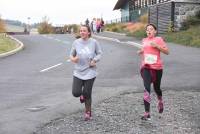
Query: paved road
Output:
[[36, 32, 200, 134], [0, 33, 141, 134], [0, 32, 200, 134]]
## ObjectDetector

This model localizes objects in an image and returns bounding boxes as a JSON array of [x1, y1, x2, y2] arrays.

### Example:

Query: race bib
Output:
[[144, 54, 157, 64]]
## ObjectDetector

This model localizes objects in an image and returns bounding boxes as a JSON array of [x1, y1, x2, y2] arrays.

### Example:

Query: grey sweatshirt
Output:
[[70, 38, 102, 80]]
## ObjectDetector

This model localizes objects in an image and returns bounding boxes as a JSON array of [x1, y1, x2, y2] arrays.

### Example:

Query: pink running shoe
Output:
[[84, 111, 92, 121], [158, 100, 164, 113], [80, 95, 85, 103], [141, 112, 151, 121]]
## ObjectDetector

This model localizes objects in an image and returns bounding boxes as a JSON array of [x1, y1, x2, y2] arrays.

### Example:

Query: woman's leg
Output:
[[141, 68, 152, 113], [153, 70, 163, 113], [83, 78, 96, 113], [72, 76, 83, 97], [153, 70, 163, 97]]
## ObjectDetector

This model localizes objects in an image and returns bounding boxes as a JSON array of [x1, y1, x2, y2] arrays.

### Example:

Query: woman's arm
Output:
[[150, 42, 169, 55], [69, 42, 79, 63], [93, 41, 103, 62]]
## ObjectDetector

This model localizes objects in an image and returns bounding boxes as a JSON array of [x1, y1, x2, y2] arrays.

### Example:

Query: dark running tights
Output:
[[72, 76, 96, 107], [141, 68, 163, 112]]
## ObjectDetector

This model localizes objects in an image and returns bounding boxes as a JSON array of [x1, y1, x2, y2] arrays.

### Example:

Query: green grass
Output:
[[105, 22, 200, 48], [163, 26, 200, 47], [104, 23, 128, 33], [0, 34, 17, 54]]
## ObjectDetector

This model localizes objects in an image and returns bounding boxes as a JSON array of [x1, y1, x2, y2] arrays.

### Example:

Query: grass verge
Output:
[[163, 26, 200, 47], [0, 34, 17, 54]]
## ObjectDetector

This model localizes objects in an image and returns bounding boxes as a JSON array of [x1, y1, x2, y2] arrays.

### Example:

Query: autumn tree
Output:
[[37, 16, 53, 34], [0, 15, 6, 32]]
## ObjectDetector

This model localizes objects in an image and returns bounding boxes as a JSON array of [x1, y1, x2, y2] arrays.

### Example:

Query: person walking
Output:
[[137, 23, 169, 120], [69, 25, 102, 121], [92, 18, 97, 34], [85, 18, 89, 26]]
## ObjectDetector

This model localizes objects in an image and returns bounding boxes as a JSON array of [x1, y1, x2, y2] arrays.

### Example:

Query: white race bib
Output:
[[144, 54, 157, 64]]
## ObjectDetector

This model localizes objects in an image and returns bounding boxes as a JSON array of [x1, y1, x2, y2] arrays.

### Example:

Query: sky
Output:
[[0, 0, 121, 25]]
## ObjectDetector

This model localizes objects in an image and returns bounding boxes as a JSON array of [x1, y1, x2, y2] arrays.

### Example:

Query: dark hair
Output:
[[146, 23, 157, 31], [80, 25, 92, 38]]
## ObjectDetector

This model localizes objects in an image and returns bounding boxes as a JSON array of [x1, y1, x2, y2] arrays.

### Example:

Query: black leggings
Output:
[[142, 68, 163, 96], [141, 68, 163, 112], [72, 76, 95, 99]]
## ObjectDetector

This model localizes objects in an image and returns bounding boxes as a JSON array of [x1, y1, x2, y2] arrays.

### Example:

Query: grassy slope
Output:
[[164, 25, 200, 47], [105, 23, 200, 48], [0, 34, 17, 54]]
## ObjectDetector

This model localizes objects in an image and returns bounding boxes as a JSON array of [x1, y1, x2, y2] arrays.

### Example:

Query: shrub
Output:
[[132, 29, 146, 39], [0, 17, 6, 33], [37, 16, 53, 34], [139, 13, 148, 24], [104, 23, 127, 33], [191, 38, 200, 47]]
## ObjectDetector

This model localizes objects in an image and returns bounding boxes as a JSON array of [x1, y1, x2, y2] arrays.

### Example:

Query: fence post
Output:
[[171, 1, 175, 30]]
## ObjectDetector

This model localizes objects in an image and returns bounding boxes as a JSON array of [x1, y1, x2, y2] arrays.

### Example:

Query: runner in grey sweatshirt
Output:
[[70, 25, 102, 121]]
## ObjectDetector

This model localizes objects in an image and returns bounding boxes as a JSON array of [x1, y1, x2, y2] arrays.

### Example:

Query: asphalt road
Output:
[[0, 33, 200, 134], [0, 33, 140, 134]]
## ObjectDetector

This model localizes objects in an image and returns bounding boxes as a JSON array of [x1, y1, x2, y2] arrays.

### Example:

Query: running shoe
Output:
[[158, 100, 164, 113], [141, 112, 151, 121], [84, 111, 92, 121], [80, 95, 85, 103]]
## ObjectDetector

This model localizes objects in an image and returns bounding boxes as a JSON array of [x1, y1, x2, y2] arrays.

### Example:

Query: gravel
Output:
[[35, 90, 200, 134]]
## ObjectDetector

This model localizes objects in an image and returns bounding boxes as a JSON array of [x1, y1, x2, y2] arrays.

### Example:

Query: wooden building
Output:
[[113, 0, 171, 22], [114, 0, 200, 33]]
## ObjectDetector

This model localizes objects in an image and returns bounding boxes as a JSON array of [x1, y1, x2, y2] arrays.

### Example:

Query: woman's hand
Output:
[[150, 42, 169, 55], [89, 60, 96, 67], [70, 56, 79, 63], [137, 49, 144, 55], [150, 42, 159, 48]]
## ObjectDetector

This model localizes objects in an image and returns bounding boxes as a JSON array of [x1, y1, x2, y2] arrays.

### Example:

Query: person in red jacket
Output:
[[137, 23, 169, 120]]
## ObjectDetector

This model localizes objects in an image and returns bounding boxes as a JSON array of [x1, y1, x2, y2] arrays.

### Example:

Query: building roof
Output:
[[113, 0, 127, 10]]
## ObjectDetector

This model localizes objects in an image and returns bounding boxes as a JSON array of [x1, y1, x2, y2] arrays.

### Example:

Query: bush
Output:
[[139, 14, 148, 24], [132, 29, 146, 39], [0, 17, 6, 33], [191, 38, 200, 47], [104, 23, 127, 33], [37, 16, 53, 34], [164, 25, 200, 47]]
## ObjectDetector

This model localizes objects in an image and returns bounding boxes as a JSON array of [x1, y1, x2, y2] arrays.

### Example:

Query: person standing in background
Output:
[[92, 18, 97, 34], [70, 25, 102, 121], [137, 23, 169, 120], [85, 18, 89, 26]]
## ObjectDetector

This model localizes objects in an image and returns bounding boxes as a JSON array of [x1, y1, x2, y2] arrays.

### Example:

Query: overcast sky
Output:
[[0, 0, 121, 25]]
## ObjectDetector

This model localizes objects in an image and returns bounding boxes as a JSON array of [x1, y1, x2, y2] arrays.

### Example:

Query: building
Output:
[[114, 0, 200, 33], [113, 0, 171, 22]]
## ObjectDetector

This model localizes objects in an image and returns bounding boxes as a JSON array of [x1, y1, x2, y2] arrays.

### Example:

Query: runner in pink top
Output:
[[137, 23, 169, 120], [141, 36, 167, 70]]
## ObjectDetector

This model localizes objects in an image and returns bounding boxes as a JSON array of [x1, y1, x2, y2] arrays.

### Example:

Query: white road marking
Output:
[[94, 35, 142, 48], [55, 39, 61, 42], [63, 41, 70, 44], [40, 63, 63, 72]]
